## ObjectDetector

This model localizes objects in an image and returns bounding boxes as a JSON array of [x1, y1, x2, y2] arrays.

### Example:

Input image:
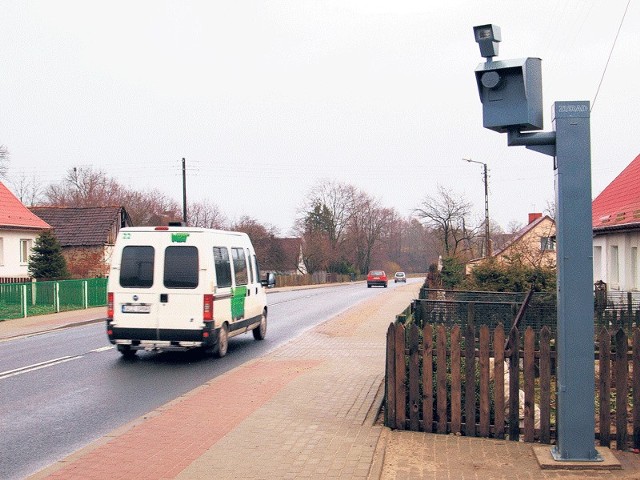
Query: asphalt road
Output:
[[0, 281, 407, 480]]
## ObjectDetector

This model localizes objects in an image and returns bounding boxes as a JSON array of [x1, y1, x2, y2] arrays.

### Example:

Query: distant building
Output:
[[0, 182, 51, 282], [466, 213, 556, 274], [29, 206, 132, 278], [592, 153, 640, 297]]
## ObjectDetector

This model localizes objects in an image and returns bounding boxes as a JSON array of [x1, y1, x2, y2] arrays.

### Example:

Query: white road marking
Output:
[[0, 346, 114, 380]]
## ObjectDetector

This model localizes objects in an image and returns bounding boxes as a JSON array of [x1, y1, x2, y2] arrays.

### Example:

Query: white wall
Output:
[[593, 230, 640, 292], [0, 229, 40, 278]]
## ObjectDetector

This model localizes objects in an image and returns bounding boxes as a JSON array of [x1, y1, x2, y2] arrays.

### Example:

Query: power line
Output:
[[591, 0, 632, 112]]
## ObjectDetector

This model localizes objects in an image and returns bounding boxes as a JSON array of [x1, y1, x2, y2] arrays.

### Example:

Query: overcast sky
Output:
[[1, 1, 638, 234]]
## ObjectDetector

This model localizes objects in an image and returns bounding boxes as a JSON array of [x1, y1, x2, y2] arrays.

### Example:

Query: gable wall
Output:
[[0, 229, 41, 279], [593, 229, 640, 292]]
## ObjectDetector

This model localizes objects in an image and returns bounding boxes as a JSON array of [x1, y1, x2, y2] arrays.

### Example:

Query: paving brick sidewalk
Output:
[[29, 284, 420, 479]]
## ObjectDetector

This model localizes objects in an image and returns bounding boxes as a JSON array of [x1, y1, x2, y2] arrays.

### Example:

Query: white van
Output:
[[106, 226, 273, 358]]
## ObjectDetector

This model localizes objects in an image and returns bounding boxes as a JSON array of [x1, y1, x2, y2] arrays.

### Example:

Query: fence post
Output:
[[479, 325, 490, 437], [616, 329, 629, 450], [450, 326, 461, 434], [394, 322, 406, 430], [22, 284, 27, 318], [465, 322, 476, 437], [55, 281, 60, 313], [633, 328, 640, 450], [539, 326, 552, 444], [84, 280, 88, 309], [523, 327, 535, 442], [385, 323, 396, 429], [493, 324, 505, 440], [423, 324, 434, 433], [508, 326, 520, 441], [598, 327, 611, 448], [436, 324, 447, 434], [409, 324, 420, 431]]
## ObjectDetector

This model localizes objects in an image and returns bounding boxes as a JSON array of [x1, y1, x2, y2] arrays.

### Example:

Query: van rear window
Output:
[[120, 246, 155, 288], [164, 246, 199, 289]]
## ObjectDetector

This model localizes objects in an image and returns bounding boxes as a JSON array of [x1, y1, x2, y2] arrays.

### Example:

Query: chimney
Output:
[[528, 212, 542, 224]]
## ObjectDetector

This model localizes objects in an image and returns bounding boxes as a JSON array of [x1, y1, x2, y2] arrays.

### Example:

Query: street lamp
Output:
[[463, 158, 491, 257]]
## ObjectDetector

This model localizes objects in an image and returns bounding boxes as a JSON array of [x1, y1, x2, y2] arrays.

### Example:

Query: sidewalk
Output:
[[5, 284, 640, 479]]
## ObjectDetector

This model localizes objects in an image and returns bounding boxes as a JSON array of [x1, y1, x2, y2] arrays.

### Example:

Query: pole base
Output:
[[534, 446, 619, 470]]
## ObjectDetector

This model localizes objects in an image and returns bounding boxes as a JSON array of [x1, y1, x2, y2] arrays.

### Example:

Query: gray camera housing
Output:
[[474, 57, 543, 133]]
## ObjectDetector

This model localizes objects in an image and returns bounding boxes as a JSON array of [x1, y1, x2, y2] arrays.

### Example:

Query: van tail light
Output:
[[203, 294, 214, 322], [107, 292, 114, 320]]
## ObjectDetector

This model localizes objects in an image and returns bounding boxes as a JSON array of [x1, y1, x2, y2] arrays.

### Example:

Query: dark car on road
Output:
[[367, 270, 388, 288]]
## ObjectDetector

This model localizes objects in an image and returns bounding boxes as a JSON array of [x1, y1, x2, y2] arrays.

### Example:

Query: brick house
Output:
[[0, 181, 51, 282], [29, 206, 132, 278], [466, 213, 556, 274], [592, 153, 640, 297]]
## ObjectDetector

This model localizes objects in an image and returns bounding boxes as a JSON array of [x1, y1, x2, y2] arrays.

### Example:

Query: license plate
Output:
[[122, 304, 151, 314]]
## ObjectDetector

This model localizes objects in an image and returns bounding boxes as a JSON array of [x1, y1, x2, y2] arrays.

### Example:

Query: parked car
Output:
[[367, 270, 388, 288], [394, 272, 406, 283]]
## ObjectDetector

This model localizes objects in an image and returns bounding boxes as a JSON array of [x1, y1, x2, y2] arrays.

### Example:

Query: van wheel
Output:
[[117, 345, 137, 359], [215, 324, 229, 358], [253, 310, 267, 340]]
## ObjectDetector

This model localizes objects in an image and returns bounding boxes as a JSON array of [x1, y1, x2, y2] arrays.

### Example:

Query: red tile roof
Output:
[[0, 181, 50, 230], [592, 153, 640, 231]]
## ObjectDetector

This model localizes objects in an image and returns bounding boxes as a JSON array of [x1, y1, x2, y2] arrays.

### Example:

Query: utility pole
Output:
[[463, 158, 491, 257], [182, 157, 187, 225]]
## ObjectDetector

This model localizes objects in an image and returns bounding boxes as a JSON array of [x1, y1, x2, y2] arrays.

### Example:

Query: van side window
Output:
[[213, 246, 232, 288], [246, 248, 254, 284], [231, 247, 248, 285], [254, 255, 261, 283], [164, 246, 199, 289], [120, 246, 154, 288]]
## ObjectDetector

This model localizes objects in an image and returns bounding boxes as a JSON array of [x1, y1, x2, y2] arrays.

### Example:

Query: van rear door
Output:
[[115, 245, 158, 336], [156, 244, 203, 339]]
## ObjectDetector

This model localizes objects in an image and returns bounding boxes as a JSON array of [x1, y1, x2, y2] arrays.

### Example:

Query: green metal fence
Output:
[[0, 278, 108, 320]]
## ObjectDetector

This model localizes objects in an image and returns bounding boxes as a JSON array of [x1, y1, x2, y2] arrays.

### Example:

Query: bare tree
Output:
[[414, 185, 478, 258], [44, 167, 125, 207], [188, 199, 228, 229], [298, 180, 356, 250], [0, 145, 9, 178], [9, 173, 45, 206], [349, 191, 392, 274]]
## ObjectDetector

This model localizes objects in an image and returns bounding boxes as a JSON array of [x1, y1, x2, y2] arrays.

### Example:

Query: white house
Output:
[[592, 153, 640, 302], [0, 181, 50, 282]]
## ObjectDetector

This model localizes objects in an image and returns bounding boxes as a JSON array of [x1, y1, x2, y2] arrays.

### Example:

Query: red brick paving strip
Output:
[[43, 359, 321, 480]]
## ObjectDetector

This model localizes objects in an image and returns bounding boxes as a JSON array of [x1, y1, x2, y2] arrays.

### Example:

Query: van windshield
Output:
[[164, 246, 199, 289], [120, 246, 155, 288]]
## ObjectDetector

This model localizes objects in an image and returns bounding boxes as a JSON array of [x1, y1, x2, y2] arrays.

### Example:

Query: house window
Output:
[[632, 247, 638, 290], [20, 239, 32, 264], [0, 237, 4, 266], [609, 245, 619, 285], [540, 237, 555, 251], [593, 246, 602, 281]]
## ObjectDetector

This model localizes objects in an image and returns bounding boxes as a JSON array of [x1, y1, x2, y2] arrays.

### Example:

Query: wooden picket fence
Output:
[[385, 320, 640, 449]]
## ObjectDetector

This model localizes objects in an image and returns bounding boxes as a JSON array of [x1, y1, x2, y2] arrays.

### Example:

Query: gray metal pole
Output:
[[551, 101, 600, 461]]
